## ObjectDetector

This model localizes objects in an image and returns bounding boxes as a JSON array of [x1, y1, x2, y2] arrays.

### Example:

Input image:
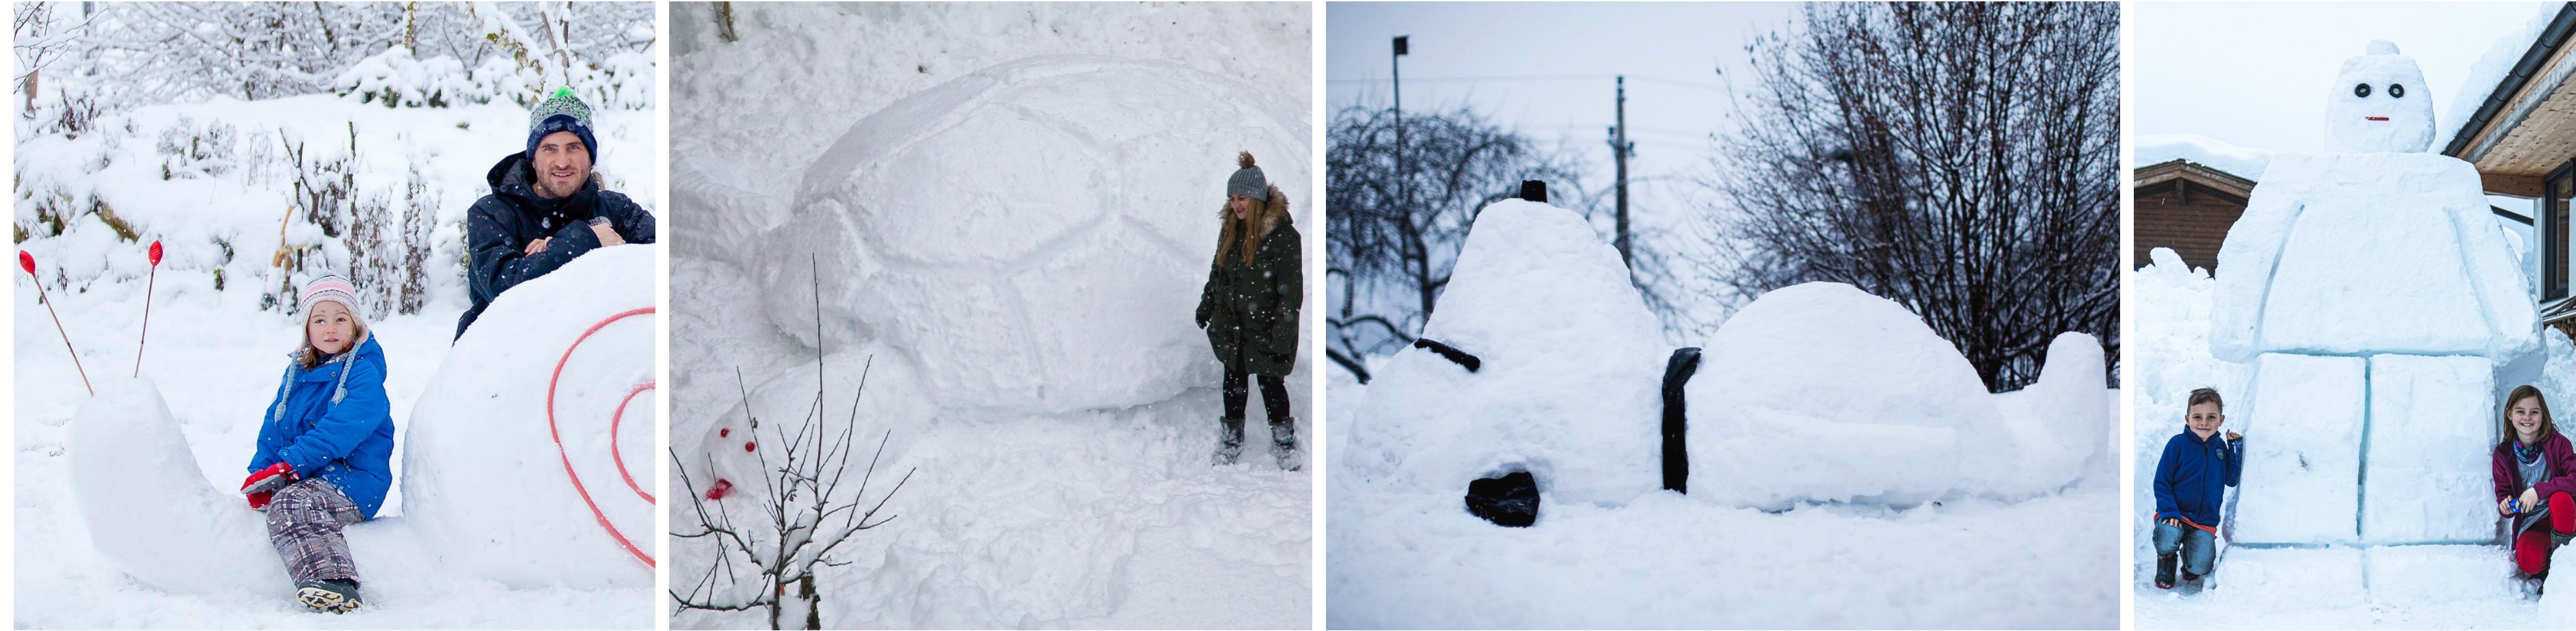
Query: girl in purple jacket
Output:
[[2494, 385, 2576, 580]]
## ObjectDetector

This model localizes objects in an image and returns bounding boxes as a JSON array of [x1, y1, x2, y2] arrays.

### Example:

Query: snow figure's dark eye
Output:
[[2389, 83, 2405, 98], [2354, 83, 2372, 98]]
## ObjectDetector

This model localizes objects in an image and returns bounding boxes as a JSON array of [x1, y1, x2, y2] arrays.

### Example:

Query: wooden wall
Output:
[[2132, 178, 2248, 272]]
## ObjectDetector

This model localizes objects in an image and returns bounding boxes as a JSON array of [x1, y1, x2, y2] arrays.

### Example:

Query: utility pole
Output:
[[1392, 35, 1409, 223], [1609, 75, 1635, 268]]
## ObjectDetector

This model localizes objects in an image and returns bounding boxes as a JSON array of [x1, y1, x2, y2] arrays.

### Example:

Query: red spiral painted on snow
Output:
[[545, 306, 657, 568]]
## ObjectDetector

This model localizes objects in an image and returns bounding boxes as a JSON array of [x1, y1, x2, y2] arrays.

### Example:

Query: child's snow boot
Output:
[[1212, 416, 1245, 465], [1270, 417, 1303, 472], [296, 579, 362, 613], [2154, 554, 2177, 589]]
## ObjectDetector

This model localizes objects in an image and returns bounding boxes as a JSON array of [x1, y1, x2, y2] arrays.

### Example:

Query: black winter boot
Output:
[[2155, 554, 2178, 589], [296, 579, 362, 613], [1212, 416, 1245, 465], [1270, 416, 1302, 471]]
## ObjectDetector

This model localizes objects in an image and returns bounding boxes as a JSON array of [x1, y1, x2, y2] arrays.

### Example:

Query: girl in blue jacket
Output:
[[239, 275, 396, 613]]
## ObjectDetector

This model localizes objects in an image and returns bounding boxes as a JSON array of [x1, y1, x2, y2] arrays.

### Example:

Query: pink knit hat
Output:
[[299, 274, 362, 322]]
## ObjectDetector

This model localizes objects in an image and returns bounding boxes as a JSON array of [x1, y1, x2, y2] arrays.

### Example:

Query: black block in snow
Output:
[[1662, 347, 1702, 494], [1413, 338, 1482, 372], [1465, 470, 1541, 527], [1519, 180, 1549, 203]]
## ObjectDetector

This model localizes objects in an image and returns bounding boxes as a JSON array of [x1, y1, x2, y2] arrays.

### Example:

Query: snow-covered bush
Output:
[[154, 116, 237, 180], [334, 46, 479, 109]]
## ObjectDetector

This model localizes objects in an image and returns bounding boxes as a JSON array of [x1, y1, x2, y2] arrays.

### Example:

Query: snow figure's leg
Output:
[[2361, 354, 2497, 543], [2232, 353, 2367, 544], [266, 479, 364, 585]]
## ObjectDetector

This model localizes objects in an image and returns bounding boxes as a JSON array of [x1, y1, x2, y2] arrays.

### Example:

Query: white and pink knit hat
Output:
[[298, 274, 362, 321]]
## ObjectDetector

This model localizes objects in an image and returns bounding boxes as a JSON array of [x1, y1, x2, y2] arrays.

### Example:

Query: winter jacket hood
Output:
[[250, 333, 397, 518], [455, 152, 657, 339], [2154, 428, 2243, 528]]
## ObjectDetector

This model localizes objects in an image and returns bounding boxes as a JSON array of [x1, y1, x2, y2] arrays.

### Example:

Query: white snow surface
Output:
[[759, 53, 1308, 414], [14, 82, 655, 628], [2131, 250, 2557, 628], [667, 4, 1312, 628], [1340, 199, 1665, 507], [405, 245, 658, 589]]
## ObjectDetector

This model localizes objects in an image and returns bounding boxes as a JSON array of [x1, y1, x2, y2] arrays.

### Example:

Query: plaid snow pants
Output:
[[265, 478, 364, 585]]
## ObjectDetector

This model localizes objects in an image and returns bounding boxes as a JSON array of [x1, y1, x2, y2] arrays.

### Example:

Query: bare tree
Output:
[[1704, 2, 2120, 391], [671, 260, 917, 630], [1325, 105, 1590, 381]]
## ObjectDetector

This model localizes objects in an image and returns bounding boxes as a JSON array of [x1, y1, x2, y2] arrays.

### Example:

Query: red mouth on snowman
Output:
[[2366, 117, 2391, 121]]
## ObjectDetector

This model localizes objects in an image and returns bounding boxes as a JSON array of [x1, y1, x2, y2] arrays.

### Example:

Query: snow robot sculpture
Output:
[[1342, 198, 1669, 524], [752, 54, 1310, 414], [2211, 41, 2538, 546]]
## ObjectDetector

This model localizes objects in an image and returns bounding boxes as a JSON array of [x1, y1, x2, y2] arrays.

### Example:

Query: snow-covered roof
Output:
[[2134, 133, 2272, 182], [2441, 3, 2575, 157]]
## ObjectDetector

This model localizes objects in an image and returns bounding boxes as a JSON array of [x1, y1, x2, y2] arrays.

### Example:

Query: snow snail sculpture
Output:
[[2210, 40, 2538, 546]]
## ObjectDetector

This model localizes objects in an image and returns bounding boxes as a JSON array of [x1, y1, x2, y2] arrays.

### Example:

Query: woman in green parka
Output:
[[1196, 151, 1303, 470]]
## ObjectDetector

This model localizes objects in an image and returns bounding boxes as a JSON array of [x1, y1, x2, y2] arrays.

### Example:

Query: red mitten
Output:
[[242, 462, 296, 509]]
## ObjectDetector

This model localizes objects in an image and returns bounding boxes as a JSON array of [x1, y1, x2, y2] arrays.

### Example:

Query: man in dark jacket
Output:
[[455, 88, 656, 340], [2152, 387, 2245, 589]]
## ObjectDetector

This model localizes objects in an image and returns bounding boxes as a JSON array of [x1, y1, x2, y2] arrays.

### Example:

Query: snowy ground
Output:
[[666, 3, 1313, 628], [2128, 250, 2550, 629], [13, 96, 655, 626], [1325, 368, 2120, 629]]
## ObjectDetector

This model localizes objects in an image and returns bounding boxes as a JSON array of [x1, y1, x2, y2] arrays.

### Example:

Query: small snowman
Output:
[[2210, 41, 2538, 546]]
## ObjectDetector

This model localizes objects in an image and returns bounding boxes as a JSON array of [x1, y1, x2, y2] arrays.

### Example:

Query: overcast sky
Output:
[[1323, 2, 1797, 219], [2132, 1, 2559, 154]]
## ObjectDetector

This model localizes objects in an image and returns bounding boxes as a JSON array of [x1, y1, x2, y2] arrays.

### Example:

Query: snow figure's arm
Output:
[[2209, 183, 2306, 363], [245, 366, 293, 473], [2152, 438, 2182, 520], [2444, 164, 2540, 359], [2223, 438, 2245, 487], [273, 358, 392, 474], [466, 198, 603, 304], [1268, 230, 1303, 363], [598, 192, 657, 245]]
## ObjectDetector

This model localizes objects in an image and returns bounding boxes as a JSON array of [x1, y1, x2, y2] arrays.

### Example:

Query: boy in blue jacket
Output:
[[2154, 387, 2245, 589], [239, 275, 397, 613]]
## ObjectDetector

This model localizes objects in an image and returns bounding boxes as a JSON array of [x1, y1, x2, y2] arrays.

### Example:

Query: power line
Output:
[[1328, 73, 1728, 92]]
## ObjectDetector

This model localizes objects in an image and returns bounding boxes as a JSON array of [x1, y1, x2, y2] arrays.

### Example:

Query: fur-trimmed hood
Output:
[[1215, 184, 1291, 265]]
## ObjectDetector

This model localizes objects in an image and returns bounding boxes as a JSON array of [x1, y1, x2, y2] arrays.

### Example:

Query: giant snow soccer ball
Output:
[[1343, 200, 1667, 512], [1683, 283, 2105, 510], [756, 55, 1310, 414], [406, 245, 659, 589], [2210, 40, 2538, 548]]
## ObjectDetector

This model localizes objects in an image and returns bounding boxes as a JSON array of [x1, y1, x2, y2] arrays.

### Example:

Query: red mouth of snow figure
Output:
[[2366, 117, 2390, 121]]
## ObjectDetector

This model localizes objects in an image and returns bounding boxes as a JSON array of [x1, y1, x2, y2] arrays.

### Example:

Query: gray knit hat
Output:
[[1228, 151, 1269, 202], [527, 87, 598, 161]]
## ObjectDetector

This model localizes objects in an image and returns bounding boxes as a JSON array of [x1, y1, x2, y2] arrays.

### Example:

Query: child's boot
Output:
[[1212, 416, 1245, 465], [296, 579, 362, 613], [1270, 417, 1302, 472], [2155, 554, 2178, 589]]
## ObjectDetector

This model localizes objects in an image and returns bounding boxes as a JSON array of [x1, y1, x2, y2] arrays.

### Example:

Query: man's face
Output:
[[532, 131, 591, 200]]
